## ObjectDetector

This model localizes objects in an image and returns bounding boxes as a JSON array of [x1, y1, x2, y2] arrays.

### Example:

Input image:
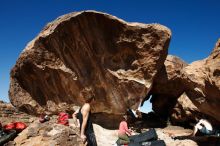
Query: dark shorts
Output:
[[86, 132, 97, 146], [199, 127, 213, 135]]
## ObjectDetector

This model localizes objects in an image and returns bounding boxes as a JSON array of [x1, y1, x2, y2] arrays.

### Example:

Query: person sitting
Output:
[[117, 114, 133, 145], [191, 118, 214, 136]]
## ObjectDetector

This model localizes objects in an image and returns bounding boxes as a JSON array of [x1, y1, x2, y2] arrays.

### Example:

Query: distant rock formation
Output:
[[9, 11, 171, 124]]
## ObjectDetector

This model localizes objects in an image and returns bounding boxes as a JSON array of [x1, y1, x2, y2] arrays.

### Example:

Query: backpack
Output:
[[3, 122, 27, 133], [58, 112, 69, 126], [3, 123, 15, 131], [14, 122, 27, 132]]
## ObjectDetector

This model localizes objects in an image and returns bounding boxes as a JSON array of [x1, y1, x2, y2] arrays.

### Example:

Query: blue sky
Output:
[[0, 1, 219, 112]]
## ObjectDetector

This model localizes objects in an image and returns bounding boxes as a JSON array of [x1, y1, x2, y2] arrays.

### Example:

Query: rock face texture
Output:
[[13, 119, 84, 146], [150, 55, 187, 119], [149, 39, 220, 125], [170, 92, 201, 124], [152, 55, 188, 97], [0, 100, 36, 126], [9, 11, 171, 121], [9, 9, 220, 126], [182, 39, 220, 122]]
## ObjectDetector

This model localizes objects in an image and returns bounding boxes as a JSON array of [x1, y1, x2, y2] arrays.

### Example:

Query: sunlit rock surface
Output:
[[150, 55, 187, 119], [9, 11, 171, 123], [182, 39, 220, 122], [171, 92, 201, 124], [150, 40, 220, 125]]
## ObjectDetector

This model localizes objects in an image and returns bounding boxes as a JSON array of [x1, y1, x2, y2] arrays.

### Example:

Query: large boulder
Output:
[[9, 11, 171, 121], [150, 55, 187, 119], [151, 40, 220, 125], [182, 39, 220, 122]]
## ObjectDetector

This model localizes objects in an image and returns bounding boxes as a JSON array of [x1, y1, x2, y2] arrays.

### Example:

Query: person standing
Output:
[[77, 88, 97, 146]]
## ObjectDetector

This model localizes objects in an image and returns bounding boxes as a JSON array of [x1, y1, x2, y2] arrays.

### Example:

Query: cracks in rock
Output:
[[107, 68, 151, 88]]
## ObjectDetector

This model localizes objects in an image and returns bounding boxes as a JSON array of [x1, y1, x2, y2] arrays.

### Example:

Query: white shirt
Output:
[[196, 119, 213, 131]]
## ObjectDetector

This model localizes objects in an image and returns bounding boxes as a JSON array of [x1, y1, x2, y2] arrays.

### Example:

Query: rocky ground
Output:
[[157, 126, 196, 146], [0, 101, 37, 126], [1, 101, 220, 146]]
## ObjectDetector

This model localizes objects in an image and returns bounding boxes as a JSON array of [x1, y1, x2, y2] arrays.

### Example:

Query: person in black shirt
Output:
[[75, 88, 97, 146]]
